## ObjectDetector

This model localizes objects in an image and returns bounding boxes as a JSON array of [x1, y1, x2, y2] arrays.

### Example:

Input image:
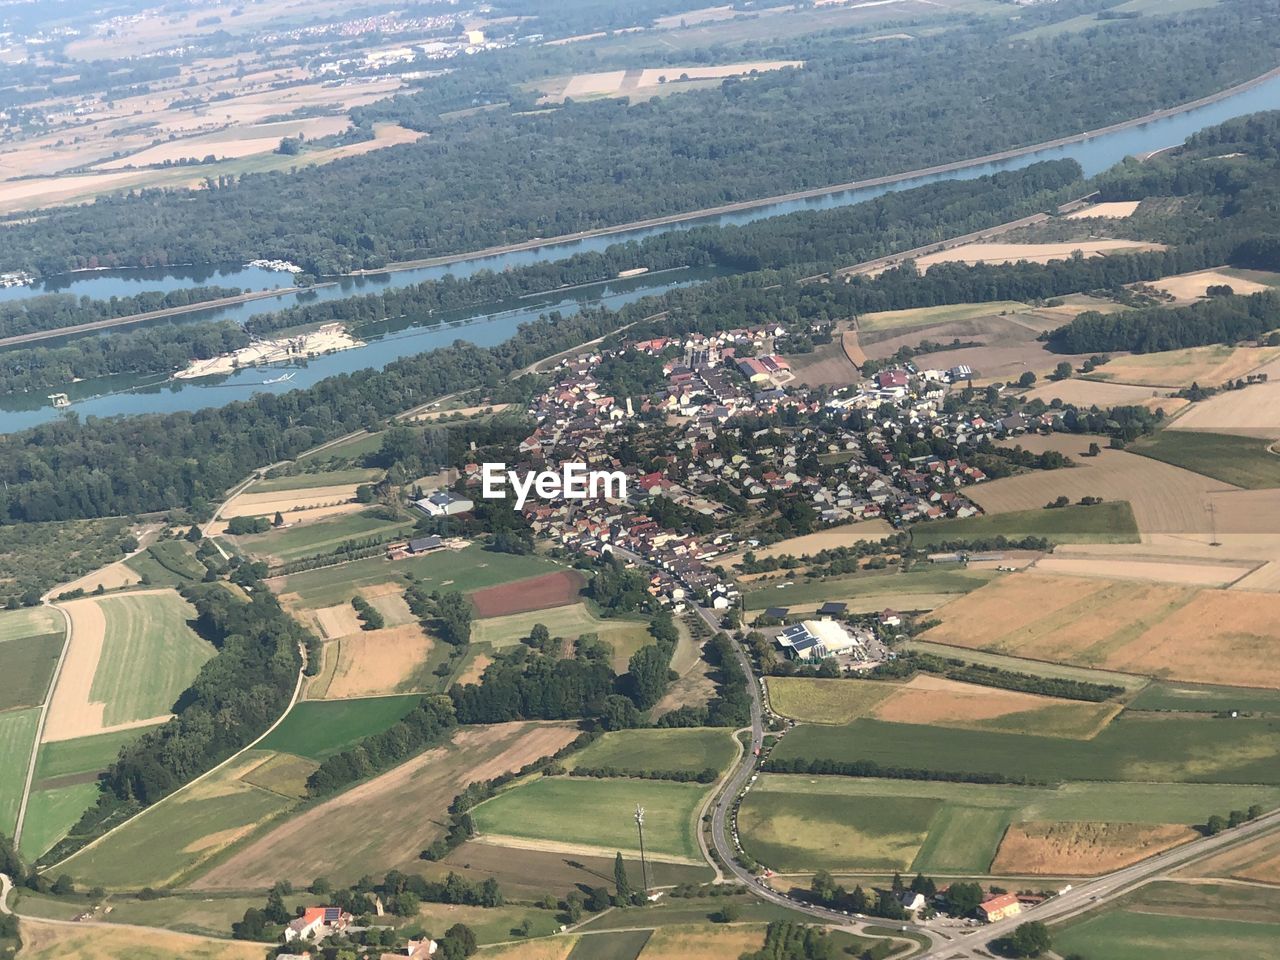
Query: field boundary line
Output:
[[43, 642, 308, 874], [12, 601, 73, 847]]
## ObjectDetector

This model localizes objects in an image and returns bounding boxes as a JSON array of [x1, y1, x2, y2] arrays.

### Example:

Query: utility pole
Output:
[[635, 805, 650, 897], [1207, 501, 1220, 547]]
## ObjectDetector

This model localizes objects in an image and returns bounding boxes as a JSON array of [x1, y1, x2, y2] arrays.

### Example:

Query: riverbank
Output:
[[353, 64, 1280, 278]]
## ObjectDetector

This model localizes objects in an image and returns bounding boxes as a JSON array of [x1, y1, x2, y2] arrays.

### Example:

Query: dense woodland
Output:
[[0, 286, 240, 340], [1, 1, 1277, 275]]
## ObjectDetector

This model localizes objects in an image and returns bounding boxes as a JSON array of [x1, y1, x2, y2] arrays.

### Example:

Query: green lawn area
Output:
[[19, 782, 101, 860], [737, 787, 941, 872], [236, 510, 416, 564], [1054, 909, 1280, 960], [903, 641, 1150, 691], [1129, 681, 1280, 714], [89, 591, 215, 727], [34, 726, 159, 782], [0, 606, 60, 643], [766, 677, 896, 724], [124, 540, 206, 586], [410, 901, 563, 945], [740, 776, 1280, 876], [567, 728, 737, 776], [743, 568, 995, 611], [858, 301, 1027, 334], [253, 468, 382, 493], [0, 631, 63, 712], [0, 706, 39, 835], [910, 501, 1140, 547], [300, 430, 385, 462], [472, 777, 709, 861], [772, 714, 1280, 784], [1131, 431, 1280, 489], [258, 694, 423, 760], [471, 603, 651, 672], [60, 750, 299, 889], [277, 545, 560, 609]]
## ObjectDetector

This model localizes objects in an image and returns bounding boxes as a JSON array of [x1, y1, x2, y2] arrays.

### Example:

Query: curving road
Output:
[[695, 602, 1280, 957]]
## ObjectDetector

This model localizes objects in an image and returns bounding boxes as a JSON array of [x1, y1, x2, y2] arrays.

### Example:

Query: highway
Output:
[[693, 601, 1280, 957]]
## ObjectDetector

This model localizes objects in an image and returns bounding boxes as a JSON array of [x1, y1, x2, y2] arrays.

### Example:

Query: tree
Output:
[[1205, 814, 1227, 835], [848, 885, 868, 913], [614, 852, 634, 905], [1053, 361, 1074, 380], [714, 902, 741, 923], [51, 874, 75, 895], [1005, 921, 1051, 958], [586, 886, 611, 912], [274, 510, 285, 527], [1087, 442, 1101, 457], [599, 694, 641, 730], [626, 643, 672, 710], [946, 881, 985, 915], [1248, 804, 1264, 820], [1018, 371, 1037, 388]]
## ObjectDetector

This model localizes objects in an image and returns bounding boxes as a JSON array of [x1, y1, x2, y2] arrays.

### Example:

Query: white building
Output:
[[414, 490, 474, 516], [775, 618, 860, 660]]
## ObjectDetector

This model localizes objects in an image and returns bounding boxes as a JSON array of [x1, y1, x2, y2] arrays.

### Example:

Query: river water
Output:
[[2, 73, 1278, 431]]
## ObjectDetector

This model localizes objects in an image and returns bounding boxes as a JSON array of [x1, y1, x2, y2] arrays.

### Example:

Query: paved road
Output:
[[692, 601, 1280, 957]]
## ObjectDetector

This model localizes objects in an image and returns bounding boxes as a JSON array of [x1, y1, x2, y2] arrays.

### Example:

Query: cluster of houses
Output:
[[405, 325, 1008, 608], [280, 905, 436, 958]]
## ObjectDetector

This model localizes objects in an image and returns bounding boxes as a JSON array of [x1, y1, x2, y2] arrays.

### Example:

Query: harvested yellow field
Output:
[[913, 240, 1163, 271], [1169, 381, 1280, 439], [321, 623, 435, 699], [1030, 556, 1254, 587], [313, 603, 362, 639], [1150, 268, 1270, 301], [991, 821, 1196, 875], [640, 924, 767, 959], [219, 484, 359, 520], [767, 677, 896, 724], [480, 940, 578, 960], [97, 116, 351, 169], [751, 522, 895, 559], [457, 653, 494, 686], [1023, 379, 1166, 408], [543, 61, 802, 101], [967, 434, 1228, 535], [55, 559, 141, 596], [17, 917, 267, 960], [1180, 831, 1280, 884], [1064, 201, 1141, 219], [924, 573, 1280, 688], [1090, 344, 1280, 389], [633, 62, 803, 86], [871, 675, 1121, 739]]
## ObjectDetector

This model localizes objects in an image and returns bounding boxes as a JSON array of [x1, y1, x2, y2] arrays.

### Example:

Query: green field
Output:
[[277, 545, 559, 608], [89, 592, 215, 726], [413, 901, 564, 945], [253, 468, 382, 493], [910, 502, 1140, 547], [0, 605, 60, 643], [471, 603, 651, 671], [766, 677, 896, 724], [237, 511, 416, 564], [299, 430, 385, 462], [743, 568, 995, 611], [859, 301, 1027, 334], [0, 707, 39, 834], [124, 540, 207, 586], [34, 726, 158, 782], [1130, 680, 1280, 714], [738, 788, 941, 872], [472, 777, 709, 861], [739, 775, 1280, 875], [773, 714, 1280, 784], [19, 781, 101, 860], [257, 694, 423, 760], [567, 728, 736, 776], [1132, 431, 1280, 489], [567, 930, 651, 960], [904, 641, 1150, 691], [0, 631, 63, 711], [1054, 909, 1280, 960], [60, 750, 299, 888]]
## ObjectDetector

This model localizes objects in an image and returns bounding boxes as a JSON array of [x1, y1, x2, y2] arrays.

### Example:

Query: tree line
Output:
[[0, 286, 240, 339]]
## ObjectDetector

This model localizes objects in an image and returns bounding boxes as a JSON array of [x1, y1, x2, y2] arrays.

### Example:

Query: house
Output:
[[878, 609, 902, 628], [381, 939, 438, 960], [284, 907, 350, 942], [977, 893, 1022, 923], [407, 535, 444, 554], [817, 601, 847, 617], [415, 490, 474, 516], [899, 891, 927, 914]]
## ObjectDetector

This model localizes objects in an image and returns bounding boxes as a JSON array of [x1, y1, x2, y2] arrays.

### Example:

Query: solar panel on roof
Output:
[[323, 907, 341, 923]]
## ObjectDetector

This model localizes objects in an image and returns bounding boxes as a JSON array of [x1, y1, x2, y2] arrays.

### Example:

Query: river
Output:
[[2, 72, 1278, 431]]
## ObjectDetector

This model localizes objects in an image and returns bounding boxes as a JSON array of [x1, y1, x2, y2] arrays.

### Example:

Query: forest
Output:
[[0, 0, 1275, 275], [1046, 290, 1280, 354], [0, 286, 240, 340]]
